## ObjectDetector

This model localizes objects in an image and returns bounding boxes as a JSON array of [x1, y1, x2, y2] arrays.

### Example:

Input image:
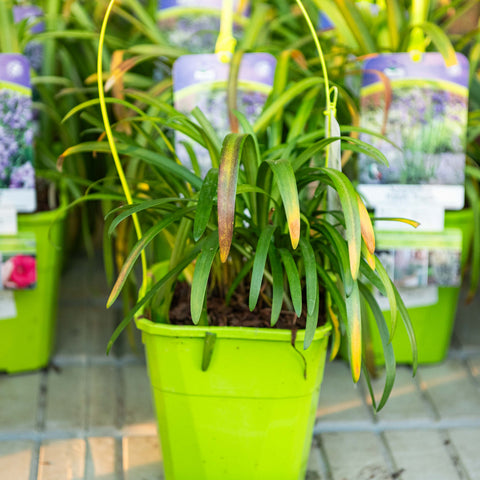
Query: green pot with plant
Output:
[[64, 0, 418, 478], [0, 1, 70, 373], [317, 0, 478, 366]]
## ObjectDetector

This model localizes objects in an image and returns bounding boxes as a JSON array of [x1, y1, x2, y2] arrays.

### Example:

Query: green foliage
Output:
[[60, 0, 426, 410]]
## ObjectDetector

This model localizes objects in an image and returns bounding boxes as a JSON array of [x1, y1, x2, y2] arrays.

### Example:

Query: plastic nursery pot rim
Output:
[[136, 317, 331, 343], [18, 204, 68, 226]]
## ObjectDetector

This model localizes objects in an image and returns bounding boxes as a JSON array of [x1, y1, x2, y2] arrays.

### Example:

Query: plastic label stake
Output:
[[0, 206, 17, 235]]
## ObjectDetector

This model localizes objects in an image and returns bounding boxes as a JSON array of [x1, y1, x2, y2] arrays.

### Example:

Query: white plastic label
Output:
[[0, 291, 17, 320], [0, 206, 18, 234]]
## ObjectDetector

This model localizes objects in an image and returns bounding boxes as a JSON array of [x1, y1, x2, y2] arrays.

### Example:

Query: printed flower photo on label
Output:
[[0, 253, 36, 290]]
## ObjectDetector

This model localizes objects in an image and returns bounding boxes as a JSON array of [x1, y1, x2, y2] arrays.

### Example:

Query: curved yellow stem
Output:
[[98, 0, 147, 300], [295, 0, 333, 167]]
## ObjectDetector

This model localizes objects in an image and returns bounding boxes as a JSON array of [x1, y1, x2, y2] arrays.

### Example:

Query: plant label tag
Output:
[[375, 228, 463, 289], [173, 52, 276, 176], [357, 52, 469, 224], [0, 291, 17, 320], [0, 54, 36, 213], [326, 115, 342, 216], [376, 285, 439, 310], [158, 0, 249, 53], [0, 233, 37, 290], [0, 206, 18, 235]]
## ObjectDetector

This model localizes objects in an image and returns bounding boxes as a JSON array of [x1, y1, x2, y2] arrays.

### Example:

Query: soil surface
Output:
[[168, 282, 326, 331]]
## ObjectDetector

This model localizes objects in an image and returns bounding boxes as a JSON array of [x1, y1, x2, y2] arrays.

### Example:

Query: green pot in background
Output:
[[0, 205, 67, 373], [137, 317, 331, 480], [368, 209, 475, 365]]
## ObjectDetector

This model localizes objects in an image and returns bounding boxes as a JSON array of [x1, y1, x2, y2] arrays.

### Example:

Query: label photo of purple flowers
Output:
[[157, 0, 249, 54], [173, 53, 276, 176], [0, 54, 36, 213], [357, 52, 469, 212]]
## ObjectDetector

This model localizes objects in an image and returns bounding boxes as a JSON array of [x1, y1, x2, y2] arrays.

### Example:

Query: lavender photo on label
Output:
[[0, 55, 35, 190]]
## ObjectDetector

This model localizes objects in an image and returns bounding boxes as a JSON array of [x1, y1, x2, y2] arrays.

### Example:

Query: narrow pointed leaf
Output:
[[218, 133, 252, 262], [300, 237, 318, 316], [268, 245, 284, 326], [419, 21, 458, 67], [250, 225, 276, 311], [359, 283, 396, 411], [357, 193, 375, 254], [279, 248, 302, 317], [361, 241, 376, 270], [320, 168, 361, 280], [267, 158, 300, 249], [107, 198, 186, 237], [106, 243, 204, 353], [304, 287, 319, 350], [107, 206, 195, 307], [194, 168, 218, 241], [346, 282, 362, 383], [201, 332, 217, 371], [191, 235, 219, 324], [375, 257, 398, 341], [327, 298, 342, 360], [320, 222, 355, 296], [395, 288, 418, 374]]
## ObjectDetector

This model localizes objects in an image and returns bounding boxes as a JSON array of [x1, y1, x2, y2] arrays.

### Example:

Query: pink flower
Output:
[[7, 255, 36, 289]]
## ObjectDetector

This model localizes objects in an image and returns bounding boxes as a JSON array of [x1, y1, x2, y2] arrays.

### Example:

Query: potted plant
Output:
[[0, 1, 71, 373], [63, 0, 417, 478], [315, 0, 477, 365]]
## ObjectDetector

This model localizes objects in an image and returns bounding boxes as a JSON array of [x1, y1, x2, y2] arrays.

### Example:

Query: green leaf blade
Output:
[[249, 225, 277, 311]]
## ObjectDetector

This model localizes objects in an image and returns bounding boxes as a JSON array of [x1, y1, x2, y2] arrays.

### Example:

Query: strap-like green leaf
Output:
[[320, 222, 355, 296], [418, 21, 458, 67], [268, 245, 284, 326], [106, 244, 202, 353], [359, 282, 396, 412], [320, 167, 361, 280], [107, 197, 187, 237], [466, 178, 479, 301], [60, 141, 203, 190], [346, 282, 362, 383], [395, 287, 418, 375], [374, 257, 398, 341], [278, 248, 302, 317], [304, 285, 319, 350], [201, 332, 217, 371], [267, 158, 300, 250], [300, 237, 318, 316], [218, 133, 257, 261], [250, 225, 276, 311], [194, 168, 218, 241], [385, 0, 403, 50], [107, 206, 195, 307], [191, 234, 219, 324]]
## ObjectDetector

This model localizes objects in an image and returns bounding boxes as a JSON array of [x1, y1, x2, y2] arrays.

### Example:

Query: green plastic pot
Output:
[[0, 205, 67, 373], [369, 209, 474, 365], [137, 318, 331, 480]]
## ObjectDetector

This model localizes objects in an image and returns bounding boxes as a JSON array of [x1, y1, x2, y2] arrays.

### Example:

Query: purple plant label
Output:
[[173, 53, 276, 176], [0, 54, 36, 213], [374, 228, 462, 308], [0, 233, 37, 291], [157, 0, 249, 53], [357, 52, 469, 228], [13, 5, 45, 74]]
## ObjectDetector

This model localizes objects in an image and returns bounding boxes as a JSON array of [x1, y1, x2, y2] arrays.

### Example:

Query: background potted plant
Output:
[[0, 0, 74, 373], [62, 0, 418, 478], [313, 0, 478, 365]]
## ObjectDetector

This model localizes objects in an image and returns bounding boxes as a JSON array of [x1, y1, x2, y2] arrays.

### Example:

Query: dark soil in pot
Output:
[[167, 282, 326, 331]]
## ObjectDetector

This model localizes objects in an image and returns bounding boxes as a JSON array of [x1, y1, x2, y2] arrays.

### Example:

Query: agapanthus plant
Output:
[[61, 0, 418, 410]]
